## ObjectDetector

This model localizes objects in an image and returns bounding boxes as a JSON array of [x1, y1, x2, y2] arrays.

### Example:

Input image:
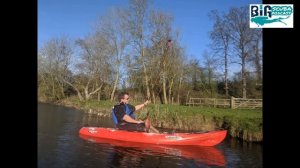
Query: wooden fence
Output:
[[186, 97, 262, 109], [231, 97, 262, 109]]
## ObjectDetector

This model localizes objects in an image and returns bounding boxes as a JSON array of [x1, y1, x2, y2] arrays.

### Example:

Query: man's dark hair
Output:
[[118, 92, 129, 102]]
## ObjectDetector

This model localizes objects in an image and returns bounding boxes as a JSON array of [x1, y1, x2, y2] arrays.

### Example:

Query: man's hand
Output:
[[137, 120, 144, 124], [144, 100, 151, 106]]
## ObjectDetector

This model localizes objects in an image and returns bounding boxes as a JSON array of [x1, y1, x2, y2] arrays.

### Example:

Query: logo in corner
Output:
[[250, 4, 293, 28]]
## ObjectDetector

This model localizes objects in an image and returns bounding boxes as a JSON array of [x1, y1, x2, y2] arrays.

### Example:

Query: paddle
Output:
[[144, 106, 160, 133]]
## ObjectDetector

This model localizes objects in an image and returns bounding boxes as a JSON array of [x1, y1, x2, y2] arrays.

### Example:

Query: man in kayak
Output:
[[112, 92, 159, 133]]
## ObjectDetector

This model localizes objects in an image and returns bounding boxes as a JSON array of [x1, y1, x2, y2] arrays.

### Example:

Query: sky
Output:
[[38, 0, 262, 73]]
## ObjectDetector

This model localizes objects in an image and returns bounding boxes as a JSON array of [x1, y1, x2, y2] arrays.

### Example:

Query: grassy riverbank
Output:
[[42, 97, 262, 142]]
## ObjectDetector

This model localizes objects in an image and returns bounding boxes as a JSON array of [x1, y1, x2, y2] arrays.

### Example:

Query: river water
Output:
[[38, 103, 262, 168]]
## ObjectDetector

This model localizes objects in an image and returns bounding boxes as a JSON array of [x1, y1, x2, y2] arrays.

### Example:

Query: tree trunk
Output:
[[186, 90, 190, 105], [77, 92, 83, 101], [151, 91, 156, 104], [150, 83, 156, 104], [50, 74, 56, 99], [110, 69, 119, 101], [162, 46, 168, 104], [158, 91, 164, 104], [87, 84, 103, 100], [242, 51, 247, 99], [177, 76, 182, 104], [60, 83, 65, 98], [96, 81, 101, 101], [52, 81, 55, 99], [142, 48, 151, 99], [162, 71, 168, 104], [224, 46, 229, 97], [56, 78, 65, 99], [62, 78, 83, 101], [254, 40, 262, 83], [98, 90, 101, 101], [208, 70, 213, 98], [84, 87, 89, 100], [168, 78, 174, 104]]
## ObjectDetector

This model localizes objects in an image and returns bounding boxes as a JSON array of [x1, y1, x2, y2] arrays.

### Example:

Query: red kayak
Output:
[[79, 127, 227, 147], [79, 134, 226, 166]]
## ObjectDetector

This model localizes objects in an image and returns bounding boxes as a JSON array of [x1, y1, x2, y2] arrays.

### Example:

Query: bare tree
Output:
[[226, 7, 256, 98], [167, 40, 184, 104], [96, 8, 130, 101], [209, 10, 232, 97], [252, 29, 262, 84], [63, 34, 113, 101], [124, 0, 151, 99], [176, 50, 187, 104], [38, 37, 72, 100], [148, 11, 173, 104], [202, 51, 218, 97]]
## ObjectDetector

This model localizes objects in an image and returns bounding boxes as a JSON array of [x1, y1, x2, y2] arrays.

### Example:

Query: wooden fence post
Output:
[[214, 98, 216, 108], [231, 96, 235, 109]]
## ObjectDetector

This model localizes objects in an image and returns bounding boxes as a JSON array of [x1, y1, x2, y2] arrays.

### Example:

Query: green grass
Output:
[[141, 104, 262, 132], [137, 104, 262, 141]]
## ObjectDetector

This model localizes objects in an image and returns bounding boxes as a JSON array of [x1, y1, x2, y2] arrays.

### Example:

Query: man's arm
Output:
[[135, 100, 151, 111], [123, 114, 143, 124]]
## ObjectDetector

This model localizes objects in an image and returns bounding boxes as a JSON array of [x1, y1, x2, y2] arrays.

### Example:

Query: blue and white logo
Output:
[[250, 4, 293, 28]]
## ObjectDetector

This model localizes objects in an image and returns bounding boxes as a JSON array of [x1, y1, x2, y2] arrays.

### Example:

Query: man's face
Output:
[[122, 94, 130, 104]]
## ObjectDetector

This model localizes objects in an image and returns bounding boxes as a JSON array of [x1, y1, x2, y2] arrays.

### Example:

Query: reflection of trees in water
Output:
[[219, 137, 262, 168], [81, 113, 95, 126], [105, 145, 223, 168], [107, 146, 145, 168], [81, 113, 115, 128]]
